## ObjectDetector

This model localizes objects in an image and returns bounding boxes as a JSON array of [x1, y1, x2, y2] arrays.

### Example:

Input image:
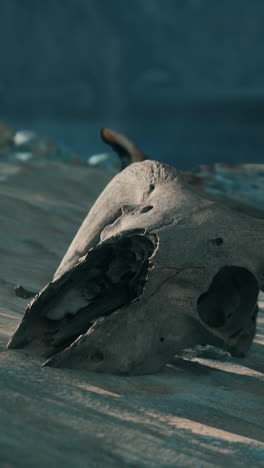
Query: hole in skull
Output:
[[197, 266, 259, 329], [91, 351, 104, 362], [140, 205, 153, 214], [149, 184, 155, 192], [45, 234, 157, 354], [210, 237, 223, 246], [215, 237, 223, 246]]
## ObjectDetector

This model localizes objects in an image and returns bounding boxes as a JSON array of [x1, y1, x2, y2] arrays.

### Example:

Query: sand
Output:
[[0, 159, 263, 467]]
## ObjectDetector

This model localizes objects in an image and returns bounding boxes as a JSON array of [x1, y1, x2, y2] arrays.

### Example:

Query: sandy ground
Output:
[[0, 160, 263, 468]]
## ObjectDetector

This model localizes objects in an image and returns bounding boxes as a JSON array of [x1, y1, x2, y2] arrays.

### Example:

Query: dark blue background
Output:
[[1, 0, 264, 168]]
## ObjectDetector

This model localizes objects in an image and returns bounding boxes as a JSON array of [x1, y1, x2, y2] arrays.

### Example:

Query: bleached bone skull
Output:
[[8, 159, 264, 375]]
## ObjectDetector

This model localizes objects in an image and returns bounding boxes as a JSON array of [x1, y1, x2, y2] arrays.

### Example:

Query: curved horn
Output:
[[101, 128, 146, 169]]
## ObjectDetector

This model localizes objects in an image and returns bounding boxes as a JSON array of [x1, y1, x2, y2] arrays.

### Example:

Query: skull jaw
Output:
[[43, 309, 240, 376], [11, 270, 258, 376], [9, 267, 259, 375], [10, 299, 257, 375]]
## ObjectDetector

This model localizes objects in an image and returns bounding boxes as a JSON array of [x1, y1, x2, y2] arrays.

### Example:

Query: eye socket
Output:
[[197, 266, 259, 329], [140, 205, 153, 214]]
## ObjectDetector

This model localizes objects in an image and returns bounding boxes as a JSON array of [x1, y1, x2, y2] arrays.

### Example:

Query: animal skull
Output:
[[8, 149, 264, 375]]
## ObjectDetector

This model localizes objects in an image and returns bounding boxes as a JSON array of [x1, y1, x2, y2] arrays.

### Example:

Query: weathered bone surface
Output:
[[8, 157, 264, 375], [101, 128, 264, 219]]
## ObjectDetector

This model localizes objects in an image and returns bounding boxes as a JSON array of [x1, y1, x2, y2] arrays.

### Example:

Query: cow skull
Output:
[[8, 133, 264, 375]]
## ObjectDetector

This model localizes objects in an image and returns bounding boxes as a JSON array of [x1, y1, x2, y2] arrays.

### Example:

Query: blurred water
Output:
[[1, 1, 264, 169], [10, 113, 264, 170]]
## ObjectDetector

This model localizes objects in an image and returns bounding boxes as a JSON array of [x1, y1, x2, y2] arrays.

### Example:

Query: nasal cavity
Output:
[[140, 205, 153, 214], [197, 266, 259, 328]]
